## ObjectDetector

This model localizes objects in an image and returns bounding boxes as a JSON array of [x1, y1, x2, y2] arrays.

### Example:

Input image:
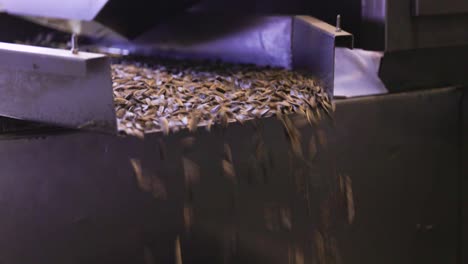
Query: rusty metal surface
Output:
[[0, 87, 462, 263]]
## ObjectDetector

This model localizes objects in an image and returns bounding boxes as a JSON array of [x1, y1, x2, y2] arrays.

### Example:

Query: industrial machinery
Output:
[[0, 1, 466, 264]]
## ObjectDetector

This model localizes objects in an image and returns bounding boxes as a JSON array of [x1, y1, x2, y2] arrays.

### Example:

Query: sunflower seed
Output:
[[151, 176, 167, 199], [130, 158, 152, 192], [314, 231, 326, 264], [160, 117, 170, 135], [112, 58, 332, 136], [224, 143, 233, 163], [181, 136, 196, 148], [183, 204, 193, 231], [182, 157, 200, 186], [317, 129, 328, 148], [175, 236, 183, 264], [345, 175, 355, 224], [309, 135, 318, 160], [222, 160, 236, 181]]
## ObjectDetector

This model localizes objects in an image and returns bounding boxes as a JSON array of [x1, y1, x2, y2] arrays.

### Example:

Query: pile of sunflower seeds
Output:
[[112, 58, 333, 137]]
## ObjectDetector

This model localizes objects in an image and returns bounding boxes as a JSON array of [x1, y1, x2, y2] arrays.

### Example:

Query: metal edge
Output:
[[0, 42, 107, 77], [461, 86, 468, 264]]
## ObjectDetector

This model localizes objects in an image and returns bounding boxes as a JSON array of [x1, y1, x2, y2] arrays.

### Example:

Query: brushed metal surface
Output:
[[129, 15, 352, 96], [0, 42, 116, 132], [0, 87, 461, 263]]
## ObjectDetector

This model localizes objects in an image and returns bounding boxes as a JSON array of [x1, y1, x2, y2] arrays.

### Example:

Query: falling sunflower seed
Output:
[[280, 115, 302, 158], [345, 175, 355, 224], [224, 143, 233, 163], [309, 135, 318, 160], [130, 158, 152, 192], [183, 204, 193, 232], [294, 246, 305, 264], [317, 129, 328, 148], [151, 176, 167, 199], [314, 231, 326, 264], [160, 117, 170, 135], [280, 207, 292, 231], [222, 159, 236, 181], [182, 157, 200, 186], [181, 136, 196, 148], [158, 139, 167, 160], [338, 174, 345, 194], [175, 236, 183, 264]]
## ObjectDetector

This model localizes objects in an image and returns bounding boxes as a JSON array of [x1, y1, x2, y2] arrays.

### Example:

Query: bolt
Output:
[[336, 15, 342, 32], [71, 33, 79, 54]]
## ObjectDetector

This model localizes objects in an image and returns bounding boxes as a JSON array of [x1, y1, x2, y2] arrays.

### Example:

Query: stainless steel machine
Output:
[[0, 1, 466, 264]]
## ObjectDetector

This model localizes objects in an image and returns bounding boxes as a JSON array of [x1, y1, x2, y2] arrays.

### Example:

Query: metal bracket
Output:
[[0, 42, 116, 133], [292, 16, 353, 98]]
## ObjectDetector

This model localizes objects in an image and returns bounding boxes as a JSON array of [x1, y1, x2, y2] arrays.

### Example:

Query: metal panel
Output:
[[361, 0, 468, 51], [359, 0, 468, 90], [332, 88, 461, 264], [413, 0, 468, 16], [0, 132, 185, 264], [379, 46, 468, 92], [0, 42, 103, 76], [132, 16, 294, 69], [0, 87, 460, 263], [0, 42, 116, 132], [119, 15, 352, 95]]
